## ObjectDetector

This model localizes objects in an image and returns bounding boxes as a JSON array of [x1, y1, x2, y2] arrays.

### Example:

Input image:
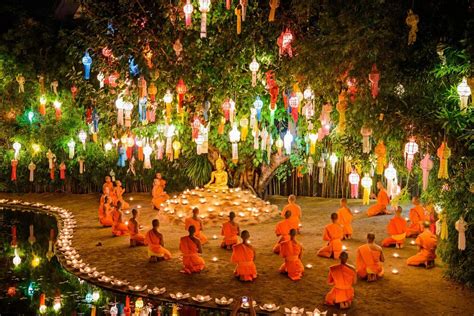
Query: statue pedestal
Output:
[[160, 187, 278, 227]]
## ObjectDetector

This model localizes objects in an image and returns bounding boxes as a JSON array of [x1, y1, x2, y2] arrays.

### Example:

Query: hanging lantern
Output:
[[192, 116, 201, 140], [229, 124, 241, 163], [107, 72, 119, 87], [163, 89, 173, 121], [11, 159, 18, 181], [123, 101, 133, 128], [269, 0, 279, 22], [39, 293, 47, 314], [82, 51, 92, 80], [249, 58, 260, 87], [404, 137, 419, 172], [329, 153, 338, 173], [13, 248, 21, 266], [289, 93, 299, 123], [317, 157, 326, 184], [254, 96, 263, 121], [308, 132, 317, 155], [320, 103, 332, 136], [78, 130, 87, 150], [307, 156, 314, 176], [348, 170, 360, 199], [135, 298, 144, 311], [457, 77, 471, 110], [239, 117, 249, 141], [368, 64, 380, 99], [183, 0, 194, 28], [360, 126, 373, 154], [28, 161, 36, 182], [53, 295, 61, 312], [143, 143, 152, 169], [235, 6, 242, 35], [148, 83, 157, 102], [252, 127, 259, 149], [361, 173, 373, 205], [53, 100, 62, 120], [199, 0, 211, 38], [283, 131, 293, 155], [12, 142, 21, 160], [67, 140, 75, 159], [277, 28, 294, 57], [115, 94, 125, 126], [165, 124, 176, 160], [240, 0, 247, 21], [222, 98, 231, 121], [104, 142, 112, 153], [176, 79, 187, 112], [336, 91, 347, 135], [172, 140, 181, 159], [128, 56, 139, 77], [420, 153, 433, 191], [437, 141, 451, 179], [405, 9, 419, 45], [274, 136, 283, 155], [39, 95, 47, 116], [384, 163, 398, 198], [374, 140, 386, 175], [143, 43, 153, 69]]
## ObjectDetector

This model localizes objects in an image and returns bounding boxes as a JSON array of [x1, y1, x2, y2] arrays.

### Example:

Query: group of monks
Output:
[[97, 176, 439, 310]]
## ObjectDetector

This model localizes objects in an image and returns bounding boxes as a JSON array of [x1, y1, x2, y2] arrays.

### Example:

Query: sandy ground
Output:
[[1, 192, 473, 316]]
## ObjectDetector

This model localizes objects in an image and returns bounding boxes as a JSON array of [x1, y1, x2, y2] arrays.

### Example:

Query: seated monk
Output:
[[367, 182, 391, 217], [406, 197, 426, 237], [98, 195, 113, 227], [337, 198, 353, 240], [356, 233, 384, 281], [325, 252, 357, 309], [382, 206, 407, 248], [151, 174, 170, 210], [279, 229, 304, 281], [231, 230, 257, 281], [221, 211, 240, 250], [102, 176, 115, 199], [114, 180, 130, 210], [185, 207, 208, 244], [145, 219, 172, 262], [317, 213, 344, 259], [273, 210, 293, 254], [280, 195, 301, 232], [407, 222, 437, 269], [179, 225, 205, 274], [128, 209, 146, 247], [111, 203, 128, 236]]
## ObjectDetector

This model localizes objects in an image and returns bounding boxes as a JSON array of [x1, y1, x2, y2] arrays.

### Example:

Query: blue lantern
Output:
[[82, 51, 92, 80], [27, 110, 34, 123], [128, 56, 139, 77], [107, 22, 115, 36], [253, 96, 263, 121], [27, 282, 35, 297], [117, 147, 127, 167], [85, 292, 93, 303], [138, 96, 147, 122], [92, 108, 99, 133]]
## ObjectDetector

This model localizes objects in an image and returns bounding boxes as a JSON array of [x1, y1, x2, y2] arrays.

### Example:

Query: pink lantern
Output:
[[348, 170, 360, 199], [420, 153, 433, 191], [183, 0, 193, 28], [222, 98, 233, 121], [368, 64, 380, 99], [404, 137, 419, 171]]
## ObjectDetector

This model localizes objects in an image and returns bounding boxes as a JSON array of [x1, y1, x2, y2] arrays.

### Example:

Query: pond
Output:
[[0, 207, 232, 315]]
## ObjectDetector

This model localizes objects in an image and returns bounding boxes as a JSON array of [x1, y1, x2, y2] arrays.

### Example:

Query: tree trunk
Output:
[[255, 154, 289, 198]]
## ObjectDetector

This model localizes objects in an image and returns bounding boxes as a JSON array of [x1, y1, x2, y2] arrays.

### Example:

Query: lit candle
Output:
[[391, 268, 399, 274], [354, 209, 360, 214], [342, 245, 348, 251], [410, 240, 416, 245], [305, 263, 313, 269], [130, 197, 134, 201], [393, 253, 400, 258], [212, 257, 218, 262], [212, 235, 217, 240], [137, 205, 142, 209], [405, 217, 409, 221]]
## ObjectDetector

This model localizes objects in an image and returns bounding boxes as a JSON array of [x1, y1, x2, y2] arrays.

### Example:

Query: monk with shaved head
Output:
[[317, 213, 344, 259]]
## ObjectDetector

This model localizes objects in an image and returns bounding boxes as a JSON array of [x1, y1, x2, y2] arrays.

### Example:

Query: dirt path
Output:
[[1, 193, 472, 315]]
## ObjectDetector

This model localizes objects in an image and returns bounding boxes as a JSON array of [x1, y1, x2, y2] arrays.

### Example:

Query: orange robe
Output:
[[367, 189, 390, 217], [185, 217, 208, 244], [279, 240, 304, 281], [382, 216, 407, 247], [144, 230, 171, 259], [317, 223, 344, 259], [273, 219, 292, 254], [406, 205, 426, 237], [337, 206, 353, 236], [325, 264, 356, 305], [407, 231, 437, 266], [102, 182, 114, 194], [221, 221, 239, 248], [111, 209, 128, 236], [114, 186, 130, 210], [231, 243, 257, 281], [356, 244, 384, 278], [151, 179, 170, 209], [98, 198, 113, 227], [179, 236, 205, 274], [128, 219, 146, 246], [280, 203, 301, 231]]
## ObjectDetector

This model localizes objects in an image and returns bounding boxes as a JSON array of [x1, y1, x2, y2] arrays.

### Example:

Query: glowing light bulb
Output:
[[104, 142, 112, 152], [12, 249, 21, 266], [31, 255, 40, 268], [92, 291, 100, 302]]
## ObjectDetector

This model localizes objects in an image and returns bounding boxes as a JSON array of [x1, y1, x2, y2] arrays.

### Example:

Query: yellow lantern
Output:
[[361, 173, 372, 205], [275, 136, 283, 155], [239, 117, 249, 141], [172, 140, 181, 159], [308, 132, 318, 155]]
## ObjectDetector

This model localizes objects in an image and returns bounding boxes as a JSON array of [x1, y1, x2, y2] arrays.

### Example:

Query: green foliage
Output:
[[183, 154, 212, 187]]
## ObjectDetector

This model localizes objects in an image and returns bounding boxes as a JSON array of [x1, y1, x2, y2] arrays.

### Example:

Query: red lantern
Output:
[[222, 99, 231, 121], [369, 63, 380, 99], [192, 116, 201, 140], [102, 47, 113, 58], [11, 225, 17, 247], [289, 93, 299, 123], [71, 85, 78, 100], [7, 286, 16, 297], [266, 70, 279, 110], [277, 28, 294, 57], [124, 295, 131, 316], [176, 79, 187, 112], [106, 72, 119, 88]]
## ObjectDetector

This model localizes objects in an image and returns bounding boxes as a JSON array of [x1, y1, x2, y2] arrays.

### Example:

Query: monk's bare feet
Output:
[[425, 260, 435, 269], [340, 301, 351, 309], [367, 274, 377, 282], [149, 256, 157, 263]]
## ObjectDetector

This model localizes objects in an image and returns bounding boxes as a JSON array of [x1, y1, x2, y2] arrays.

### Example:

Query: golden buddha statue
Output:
[[204, 156, 229, 189]]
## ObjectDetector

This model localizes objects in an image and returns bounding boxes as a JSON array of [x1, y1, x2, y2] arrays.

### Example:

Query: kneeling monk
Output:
[[151, 174, 170, 210], [128, 209, 146, 247], [407, 222, 437, 268], [406, 197, 426, 237], [317, 213, 344, 259], [280, 195, 301, 232], [382, 207, 407, 248], [337, 198, 353, 239], [114, 180, 130, 210], [273, 210, 293, 254], [325, 252, 356, 309], [185, 207, 208, 244], [367, 182, 390, 217], [221, 211, 240, 249], [98, 195, 113, 227], [145, 219, 171, 261], [356, 233, 384, 281], [180, 225, 205, 274], [111, 203, 129, 236], [279, 229, 304, 281], [231, 230, 257, 281]]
